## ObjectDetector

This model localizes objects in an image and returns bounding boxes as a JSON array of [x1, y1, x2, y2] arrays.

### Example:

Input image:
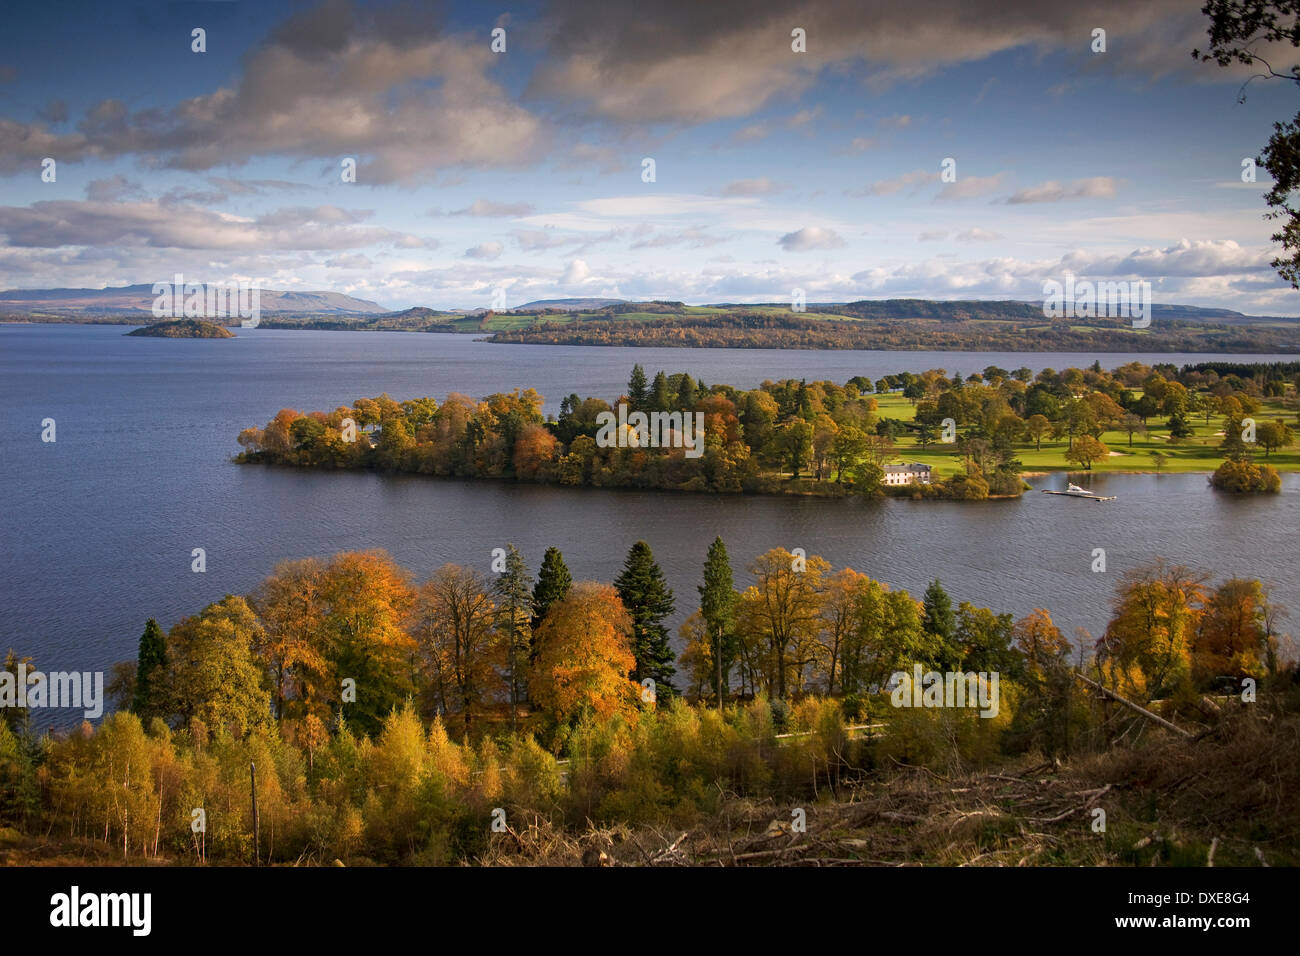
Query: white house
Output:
[[883, 462, 932, 486]]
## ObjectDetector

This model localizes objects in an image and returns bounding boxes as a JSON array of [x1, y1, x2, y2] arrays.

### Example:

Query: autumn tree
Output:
[[319, 550, 416, 736], [1065, 434, 1108, 470], [738, 548, 829, 699], [676, 612, 714, 700], [249, 557, 329, 722], [529, 582, 638, 733], [1024, 413, 1051, 451], [513, 424, 558, 480], [819, 568, 869, 694], [1256, 419, 1294, 456], [1010, 609, 1074, 755], [1192, 578, 1274, 685], [166, 596, 271, 737], [411, 564, 501, 735], [1098, 560, 1208, 701], [614, 541, 677, 699]]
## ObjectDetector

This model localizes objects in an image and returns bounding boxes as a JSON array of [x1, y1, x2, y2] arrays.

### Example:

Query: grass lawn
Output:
[[871, 393, 1300, 475]]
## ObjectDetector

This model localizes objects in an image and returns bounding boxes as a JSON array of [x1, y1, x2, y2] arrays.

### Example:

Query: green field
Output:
[[871, 392, 1300, 475]]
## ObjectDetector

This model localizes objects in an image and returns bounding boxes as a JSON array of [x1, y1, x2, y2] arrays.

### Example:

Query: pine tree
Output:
[[675, 374, 697, 410], [698, 536, 738, 707], [628, 365, 649, 411], [132, 618, 168, 720], [493, 544, 532, 731], [922, 579, 959, 669], [649, 371, 672, 413], [531, 547, 573, 636], [615, 541, 677, 698]]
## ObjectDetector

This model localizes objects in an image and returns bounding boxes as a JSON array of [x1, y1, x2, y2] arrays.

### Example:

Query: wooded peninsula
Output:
[[235, 361, 1299, 497]]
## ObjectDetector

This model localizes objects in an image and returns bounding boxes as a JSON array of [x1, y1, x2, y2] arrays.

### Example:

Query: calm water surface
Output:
[[2, 324, 1297, 725]]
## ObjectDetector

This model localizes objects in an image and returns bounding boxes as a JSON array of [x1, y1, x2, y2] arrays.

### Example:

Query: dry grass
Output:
[[476, 709, 1299, 867]]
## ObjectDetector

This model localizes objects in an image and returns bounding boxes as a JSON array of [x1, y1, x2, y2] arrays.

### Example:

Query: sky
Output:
[[1, 0, 1299, 314]]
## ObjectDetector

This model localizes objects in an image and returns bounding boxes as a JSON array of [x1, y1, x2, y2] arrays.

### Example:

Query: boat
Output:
[[1040, 482, 1116, 501]]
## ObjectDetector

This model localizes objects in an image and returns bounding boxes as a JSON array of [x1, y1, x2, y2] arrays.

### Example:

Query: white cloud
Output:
[[464, 241, 505, 260], [936, 173, 1007, 201], [777, 226, 846, 251], [847, 168, 937, 197], [563, 258, 591, 284], [1006, 176, 1119, 204], [720, 177, 788, 197], [453, 199, 537, 217]]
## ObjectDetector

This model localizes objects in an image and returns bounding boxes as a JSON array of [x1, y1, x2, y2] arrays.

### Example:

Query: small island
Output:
[[126, 319, 235, 338]]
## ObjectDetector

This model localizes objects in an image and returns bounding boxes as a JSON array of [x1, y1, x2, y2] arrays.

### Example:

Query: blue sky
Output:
[[1, 0, 1299, 313]]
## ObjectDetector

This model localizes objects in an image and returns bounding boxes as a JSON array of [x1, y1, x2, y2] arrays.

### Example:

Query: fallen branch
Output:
[[1074, 672, 1194, 739]]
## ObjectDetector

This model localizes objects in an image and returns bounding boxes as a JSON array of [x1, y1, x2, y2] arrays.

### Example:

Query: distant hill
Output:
[[126, 319, 235, 338], [512, 297, 626, 312], [817, 299, 1299, 325], [0, 284, 387, 314]]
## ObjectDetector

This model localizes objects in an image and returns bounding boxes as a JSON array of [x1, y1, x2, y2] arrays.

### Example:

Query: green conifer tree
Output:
[[614, 541, 677, 697], [698, 536, 738, 707], [132, 618, 168, 720]]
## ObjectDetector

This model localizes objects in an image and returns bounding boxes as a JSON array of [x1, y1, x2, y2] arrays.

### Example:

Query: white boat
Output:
[[1040, 482, 1116, 501]]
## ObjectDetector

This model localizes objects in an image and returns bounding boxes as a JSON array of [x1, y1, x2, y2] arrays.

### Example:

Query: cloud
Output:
[[723, 123, 770, 145], [720, 177, 788, 197], [0, 1, 543, 181], [630, 227, 726, 249], [38, 100, 68, 124], [1059, 238, 1272, 277], [0, 198, 412, 250], [847, 168, 938, 197], [1006, 176, 1119, 203], [777, 226, 846, 251], [573, 193, 758, 219], [787, 107, 823, 128], [918, 230, 949, 241], [453, 199, 536, 217], [955, 227, 1003, 241], [85, 176, 145, 203], [529, 0, 1200, 125], [325, 253, 373, 269], [562, 258, 591, 284], [936, 173, 1006, 200], [878, 114, 911, 128], [464, 241, 505, 260], [554, 142, 625, 173], [207, 177, 311, 196], [515, 230, 582, 252]]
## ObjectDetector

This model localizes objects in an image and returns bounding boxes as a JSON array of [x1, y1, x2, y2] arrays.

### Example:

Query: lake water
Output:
[[2, 324, 1297, 726]]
